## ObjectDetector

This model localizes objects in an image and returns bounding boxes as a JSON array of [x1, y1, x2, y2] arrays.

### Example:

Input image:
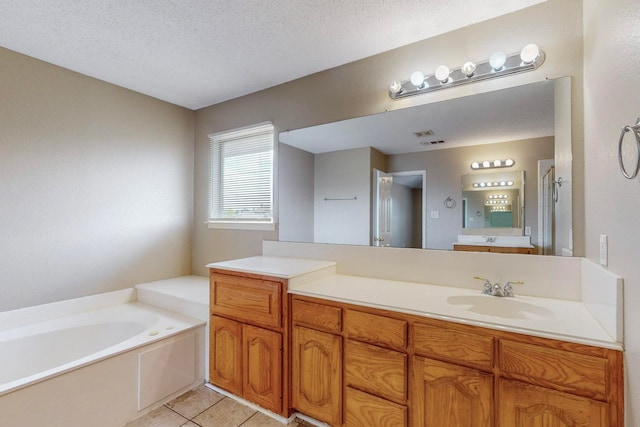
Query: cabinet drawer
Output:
[[499, 340, 608, 400], [344, 340, 407, 403], [211, 274, 281, 328], [413, 323, 493, 370], [345, 387, 407, 427], [292, 298, 342, 333], [344, 309, 407, 350]]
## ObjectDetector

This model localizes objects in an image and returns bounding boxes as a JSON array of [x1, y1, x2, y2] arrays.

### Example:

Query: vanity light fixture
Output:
[[470, 158, 515, 170], [388, 44, 545, 99], [473, 180, 514, 188], [488, 194, 508, 199]]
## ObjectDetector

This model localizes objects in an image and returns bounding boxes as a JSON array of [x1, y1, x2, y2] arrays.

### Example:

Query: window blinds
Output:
[[209, 123, 274, 222]]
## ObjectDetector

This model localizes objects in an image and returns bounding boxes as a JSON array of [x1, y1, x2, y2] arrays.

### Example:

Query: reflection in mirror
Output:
[[278, 77, 573, 255], [461, 170, 524, 230]]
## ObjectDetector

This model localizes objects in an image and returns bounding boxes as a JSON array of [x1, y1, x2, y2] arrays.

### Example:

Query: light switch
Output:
[[599, 234, 608, 266], [525, 226, 531, 236], [430, 210, 439, 219]]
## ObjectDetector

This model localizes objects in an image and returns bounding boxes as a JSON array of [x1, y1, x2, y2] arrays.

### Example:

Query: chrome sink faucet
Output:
[[474, 276, 524, 297]]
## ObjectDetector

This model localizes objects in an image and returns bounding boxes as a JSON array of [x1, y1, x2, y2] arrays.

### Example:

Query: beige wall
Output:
[[0, 47, 195, 311], [583, 0, 640, 424], [193, 0, 585, 274]]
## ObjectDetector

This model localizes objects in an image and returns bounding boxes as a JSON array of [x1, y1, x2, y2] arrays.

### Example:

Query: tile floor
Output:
[[124, 384, 314, 427]]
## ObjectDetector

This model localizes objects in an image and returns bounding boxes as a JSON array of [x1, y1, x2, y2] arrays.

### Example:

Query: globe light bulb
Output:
[[505, 158, 514, 166], [461, 61, 476, 77], [471, 162, 480, 169], [494, 160, 502, 167], [482, 160, 491, 168], [489, 51, 506, 71], [520, 44, 540, 64], [410, 71, 425, 88], [389, 81, 403, 94], [435, 65, 450, 83]]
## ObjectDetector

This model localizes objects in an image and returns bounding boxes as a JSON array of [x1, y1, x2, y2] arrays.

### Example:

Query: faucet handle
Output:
[[503, 280, 524, 297], [474, 276, 493, 295]]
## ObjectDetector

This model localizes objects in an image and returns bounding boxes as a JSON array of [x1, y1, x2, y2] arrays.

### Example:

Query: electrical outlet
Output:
[[600, 234, 608, 266], [525, 226, 531, 236]]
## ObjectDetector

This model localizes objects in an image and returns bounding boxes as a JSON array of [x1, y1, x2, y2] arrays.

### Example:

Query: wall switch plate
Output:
[[599, 234, 608, 266], [525, 226, 531, 236], [430, 211, 439, 219]]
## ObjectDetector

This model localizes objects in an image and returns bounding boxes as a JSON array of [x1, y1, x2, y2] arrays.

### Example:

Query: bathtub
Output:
[[0, 288, 206, 427]]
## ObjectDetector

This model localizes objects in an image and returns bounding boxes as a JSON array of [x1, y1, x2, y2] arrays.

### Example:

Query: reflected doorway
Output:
[[373, 170, 427, 248]]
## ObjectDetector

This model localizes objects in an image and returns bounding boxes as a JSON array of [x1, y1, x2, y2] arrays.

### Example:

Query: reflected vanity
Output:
[[278, 77, 573, 256]]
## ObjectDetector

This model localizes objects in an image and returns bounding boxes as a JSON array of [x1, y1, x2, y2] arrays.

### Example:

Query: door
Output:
[[411, 356, 493, 427], [373, 169, 427, 248], [243, 324, 282, 413], [498, 379, 607, 427], [540, 166, 555, 255], [292, 326, 342, 426], [210, 316, 243, 396]]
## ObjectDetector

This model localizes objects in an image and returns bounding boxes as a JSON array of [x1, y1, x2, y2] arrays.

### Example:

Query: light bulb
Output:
[[520, 44, 540, 64], [471, 162, 480, 169], [389, 81, 403, 94], [473, 183, 479, 188], [482, 160, 491, 168], [505, 158, 514, 166], [479, 182, 486, 187], [489, 51, 506, 71], [507, 181, 514, 186], [494, 160, 502, 167], [461, 61, 476, 77], [435, 65, 450, 83], [410, 71, 425, 88], [500, 181, 506, 186]]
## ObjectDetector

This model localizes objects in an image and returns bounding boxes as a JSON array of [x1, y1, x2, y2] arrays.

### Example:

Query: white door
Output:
[[373, 170, 393, 247]]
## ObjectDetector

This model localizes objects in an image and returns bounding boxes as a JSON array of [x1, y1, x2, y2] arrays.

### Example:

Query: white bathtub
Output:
[[0, 288, 206, 427]]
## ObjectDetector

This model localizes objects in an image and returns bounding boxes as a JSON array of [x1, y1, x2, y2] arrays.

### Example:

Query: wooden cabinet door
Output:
[[498, 379, 608, 427], [411, 356, 493, 427], [292, 326, 342, 426], [210, 315, 243, 396], [243, 324, 282, 414]]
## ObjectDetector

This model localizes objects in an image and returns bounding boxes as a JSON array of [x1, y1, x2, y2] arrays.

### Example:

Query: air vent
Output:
[[414, 129, 434, 137], [420, 140, 445, 145]]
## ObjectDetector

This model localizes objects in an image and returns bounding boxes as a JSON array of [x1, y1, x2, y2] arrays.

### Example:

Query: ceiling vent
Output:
[[420, 140, 445, 145], [414, 129, 434, 137]]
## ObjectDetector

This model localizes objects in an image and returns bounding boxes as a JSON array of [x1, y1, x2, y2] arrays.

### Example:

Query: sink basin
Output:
[[446, 294, 554, 320]]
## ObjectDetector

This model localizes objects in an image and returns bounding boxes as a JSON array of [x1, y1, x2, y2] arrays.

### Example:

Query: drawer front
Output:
[[499, 340, 608, 399], [345, 387, 407, 427], [413, 323, 494, 370], [292, 298, 342, 333], [211, 274, 281, 328], [344, 309, 407, 350], [344, 340, 407, 403]]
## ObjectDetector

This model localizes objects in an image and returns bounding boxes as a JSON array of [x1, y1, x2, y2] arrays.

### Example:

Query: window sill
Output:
[[206, 221, 276, 231]]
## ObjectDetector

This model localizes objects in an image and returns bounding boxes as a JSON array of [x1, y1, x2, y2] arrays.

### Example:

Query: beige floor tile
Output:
[[179, 422, 200, 427], [192, 397, 256, 427], [124, 405, 189, 427], [165, 384, 225, 419], [240, 412, 291, 427]]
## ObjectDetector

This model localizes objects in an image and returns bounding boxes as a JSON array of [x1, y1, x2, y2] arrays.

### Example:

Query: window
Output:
[[208, 122, 275, 230]]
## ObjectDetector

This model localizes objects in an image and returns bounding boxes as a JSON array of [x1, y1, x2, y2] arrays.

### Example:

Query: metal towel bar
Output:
[[618, 118, 640, 179]]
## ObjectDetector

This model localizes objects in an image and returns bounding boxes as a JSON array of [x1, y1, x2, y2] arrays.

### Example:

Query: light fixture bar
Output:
[[471, 159, 515, 170], [389, 45, 545, 100]]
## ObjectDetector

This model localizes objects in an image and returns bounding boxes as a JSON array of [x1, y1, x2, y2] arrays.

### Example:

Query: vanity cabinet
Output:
[[290, 294, 623, 427], [453, 244, 533, 254], [411, 356, 493, 427], [209, 270, 289, 416], [291, 298, 342, 426]]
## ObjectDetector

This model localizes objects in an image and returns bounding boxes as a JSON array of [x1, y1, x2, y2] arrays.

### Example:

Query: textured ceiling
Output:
[[0, 0, 544, 110]]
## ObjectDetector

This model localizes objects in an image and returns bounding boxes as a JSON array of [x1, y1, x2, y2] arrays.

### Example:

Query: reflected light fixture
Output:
[[473, 180, 514, 188], [389, 44, 545, 99], [470, 158, 515, 170]]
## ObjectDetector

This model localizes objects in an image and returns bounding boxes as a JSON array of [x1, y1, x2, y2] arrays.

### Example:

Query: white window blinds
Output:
[[209, 123, 274, 223]]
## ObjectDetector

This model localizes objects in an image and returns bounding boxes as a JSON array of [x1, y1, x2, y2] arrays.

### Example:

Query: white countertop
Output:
[[453, 242, 535, 248], [207, 255, 620, 350], [207, 256, 336, 280], [290, 274, 620, 350]]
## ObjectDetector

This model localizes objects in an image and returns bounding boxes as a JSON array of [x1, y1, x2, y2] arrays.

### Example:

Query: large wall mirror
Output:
[[278, 77, 573, 256]]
